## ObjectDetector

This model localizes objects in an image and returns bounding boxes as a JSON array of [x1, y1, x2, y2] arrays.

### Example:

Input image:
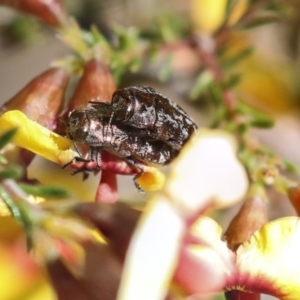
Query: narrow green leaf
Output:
[[208, 83, 223, 105], [0, 128, 18, 150], [249, 117, 274, 128], [19, 184, 70, 199], [0, 166, 23, 179], [222, 47, 254, 70], [284, 161, 299, 174], [90, 25, 111, 49], [0, 185, 32, 246], [158, 54, 173, 82], [210, 105, 227, 128], [0, 186, 22, 220], [225, 0, 241, 19], [81, 30, 96, 47], [237, 101, 274, 128], [221, 73, 241, 89], [190, 70, 214, 99], [129, 56, 142, 73], [239, 14, 279, 30], [112, 25, 139, 50]]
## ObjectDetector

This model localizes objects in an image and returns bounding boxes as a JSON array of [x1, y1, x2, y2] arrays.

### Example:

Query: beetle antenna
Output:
[[73, 142, 82, 156]]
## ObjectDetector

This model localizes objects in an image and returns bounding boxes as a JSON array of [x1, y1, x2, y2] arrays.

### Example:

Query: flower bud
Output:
[[224, 196, 268, 251], [0, 0, 68, 27], [47, 243, 121, 299], [67, 59, 116, 111], [62, 59, 120, 202], [74, 202, 141, 261], [288, 186, 300, 216], [1, 68, 69, 131]]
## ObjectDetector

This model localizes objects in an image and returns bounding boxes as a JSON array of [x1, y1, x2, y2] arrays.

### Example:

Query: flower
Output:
[[115, 129, 300, 300], [117, 129, 249, 300]]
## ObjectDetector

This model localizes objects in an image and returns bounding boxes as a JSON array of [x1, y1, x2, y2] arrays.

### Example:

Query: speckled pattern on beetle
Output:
[[65, 86, 198, 190], [89, 86, 198, 151]]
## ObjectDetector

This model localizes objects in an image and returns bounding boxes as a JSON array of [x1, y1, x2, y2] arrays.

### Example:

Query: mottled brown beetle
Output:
[[89, 86, 198, 151], [65, 107, 178, 190]]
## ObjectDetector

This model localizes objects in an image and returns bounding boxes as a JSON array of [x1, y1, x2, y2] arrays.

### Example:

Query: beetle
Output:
[[65, 106, 178, 190], [89, 86, 198, 151]]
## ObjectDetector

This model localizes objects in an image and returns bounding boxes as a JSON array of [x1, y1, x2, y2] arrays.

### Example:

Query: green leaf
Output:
[[239, 14, 280, 29], [190, 70, 214, 99], [0, 128, 18, 150], [81, 30, 96, 47], [237, 101, 274, 128], [140, 12, 190, 43], [0, 155, 8, 165], [208, 83, 223, 105], [4, 15, 41, 45], [19, 184, 70, 199], [221, 73, 241, 89], [113, 25, 139, 50], [0, 186, 21, 220], [226, 0, 241, 19], [249, 116, 275, 128], [0, 166, 23, 179], [90, 25, 111, 50], [210, 105, 227, 128], [222, 47, 254, 70], [157, 54, 173, 82], [0, 186, 33, 245], [129, 56, 142, 73], [284, 160, 299, 174]]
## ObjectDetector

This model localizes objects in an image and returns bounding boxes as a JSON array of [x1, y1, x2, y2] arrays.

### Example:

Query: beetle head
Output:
[[111, 89, 135, 121], [66, 110, 92, 142]]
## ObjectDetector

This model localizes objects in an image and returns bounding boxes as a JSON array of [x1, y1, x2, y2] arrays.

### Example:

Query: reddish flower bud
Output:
[[288, 186, 300, 216], [61, 59, 119, 202], [224, 196, 268, 252], [67, 59, 116, 111], [0, 67, 69, 131], [0, 0, 68, 27], [74, 202, 140, 261], [48, 243, 122, 300]]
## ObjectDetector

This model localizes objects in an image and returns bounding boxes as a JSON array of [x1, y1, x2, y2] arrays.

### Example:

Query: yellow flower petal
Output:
[[0, 245, 42, 299], [233, 217, 300, 299], [190, 0, 227, 34], [227, 0, 248, 26], [164, 129, 249, 215], [136, 165, 165, 192], [27, 155, 100, 201], [0, 110, 76, 165]]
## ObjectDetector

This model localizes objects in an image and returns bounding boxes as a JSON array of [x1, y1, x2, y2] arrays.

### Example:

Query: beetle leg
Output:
[[90, 147, 102, 168], [71, 168, 94, 180], [62, 147, 101, 181], [125, 158, 146, 194], [71, 147, 101, 171], [62, 156, 93, 169]]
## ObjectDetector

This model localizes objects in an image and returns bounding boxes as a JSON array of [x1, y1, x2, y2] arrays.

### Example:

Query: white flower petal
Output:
[[117, 196, 184, 300], [165, 130, 248, 214]]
